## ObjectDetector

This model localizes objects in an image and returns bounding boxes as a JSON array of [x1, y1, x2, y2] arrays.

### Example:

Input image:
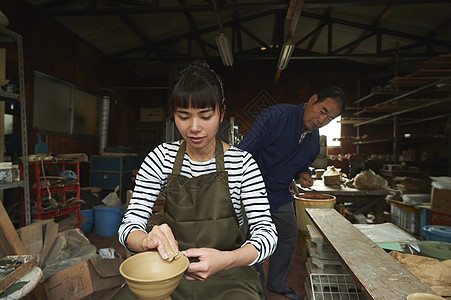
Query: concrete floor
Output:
[[86, 231, 309, 300]]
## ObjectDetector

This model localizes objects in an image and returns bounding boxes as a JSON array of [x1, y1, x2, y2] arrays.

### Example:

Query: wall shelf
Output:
[[0, 26, 31, 225], [353, 138, 392, 145], [0, 181, 23, 190], [352, 54, 451, 174]]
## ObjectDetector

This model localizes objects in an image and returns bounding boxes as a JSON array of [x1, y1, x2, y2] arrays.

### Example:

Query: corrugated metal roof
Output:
[[24, 0, 451, 77]]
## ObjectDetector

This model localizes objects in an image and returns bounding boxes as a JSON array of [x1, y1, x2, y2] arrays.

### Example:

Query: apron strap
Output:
[[172, 141, 186, 175], [214, 137, 225, 172], [172, 138, 225, 175]]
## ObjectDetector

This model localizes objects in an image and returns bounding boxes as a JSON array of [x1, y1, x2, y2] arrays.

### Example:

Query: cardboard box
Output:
[[429, 209, 451, 227], [430, 187, 451, 215], [140, 108, 165, 122], [43, 258, 124, 300]]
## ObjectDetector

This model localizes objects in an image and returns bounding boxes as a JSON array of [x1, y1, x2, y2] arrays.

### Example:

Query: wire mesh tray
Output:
[[308, 273, 365, 300]]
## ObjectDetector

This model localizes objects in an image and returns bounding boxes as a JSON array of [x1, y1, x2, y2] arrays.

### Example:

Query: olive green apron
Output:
[[165, 138, 262, 300], [114, 139, 262, 300]]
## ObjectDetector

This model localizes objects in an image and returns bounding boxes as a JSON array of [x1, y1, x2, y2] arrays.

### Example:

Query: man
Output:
[[238, 86, 346, 300]]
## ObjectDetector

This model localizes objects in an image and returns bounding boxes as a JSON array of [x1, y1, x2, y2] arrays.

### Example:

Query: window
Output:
[[319, 116, 341, 147], [33, 71, 99, 136]]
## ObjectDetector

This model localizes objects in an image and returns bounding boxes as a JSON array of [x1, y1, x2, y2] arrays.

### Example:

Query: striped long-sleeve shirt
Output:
[[118, 141, 278, 265]]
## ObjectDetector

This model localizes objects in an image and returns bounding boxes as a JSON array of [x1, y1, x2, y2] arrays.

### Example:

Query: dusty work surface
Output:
[[306, 208, 437, 300]]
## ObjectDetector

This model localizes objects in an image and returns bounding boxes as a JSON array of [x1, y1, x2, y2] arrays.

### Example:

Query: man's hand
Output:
[[299, 172, 313, 188]]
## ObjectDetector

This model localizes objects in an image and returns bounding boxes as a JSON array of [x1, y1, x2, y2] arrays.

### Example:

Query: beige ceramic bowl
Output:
[[407, 293, 446, 300], [119, 251, 189, 300]]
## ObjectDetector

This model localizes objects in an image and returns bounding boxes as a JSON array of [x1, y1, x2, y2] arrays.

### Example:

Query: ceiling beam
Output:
[[238, 24, 276, 54], [108, 51, 444, 64], [345, 5, 394, 54], [306, 6, 333, 51], [31, 3, 289, 17], [425, 17, 451, 39], [272, 11, 284, 48], [178, 0, 209, 57], [275, 0, 304, 83], [30, 1, 451, 17], [302, 11, 450, 47], [286, 0, 304, 39], [231, 0, 243, 53], [110, 9, 277, 57], [332, 32, 376, 54]]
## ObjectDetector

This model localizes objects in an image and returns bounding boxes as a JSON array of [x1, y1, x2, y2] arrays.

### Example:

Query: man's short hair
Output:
[[316, 86, 346, 115]]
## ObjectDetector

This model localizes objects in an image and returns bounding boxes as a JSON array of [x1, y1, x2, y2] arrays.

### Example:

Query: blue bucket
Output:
[[421, 225, 451, 242], [80, 209, 94, 234], [94, 205, 124, 237]]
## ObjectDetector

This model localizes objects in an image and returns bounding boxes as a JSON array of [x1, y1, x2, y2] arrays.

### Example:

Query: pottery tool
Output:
[[163, 241, 183, 262]]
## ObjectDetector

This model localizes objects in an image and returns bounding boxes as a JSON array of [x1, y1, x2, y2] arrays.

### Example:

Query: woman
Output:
[[117, 61, 277, 299]]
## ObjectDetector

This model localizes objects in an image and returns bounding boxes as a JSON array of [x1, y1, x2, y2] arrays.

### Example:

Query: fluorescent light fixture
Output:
[[277, 41, 295, 70], [215, 33, 234, 66]]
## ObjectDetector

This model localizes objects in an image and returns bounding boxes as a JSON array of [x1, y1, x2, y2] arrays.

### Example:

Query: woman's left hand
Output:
[[182, 248, 227, 281]]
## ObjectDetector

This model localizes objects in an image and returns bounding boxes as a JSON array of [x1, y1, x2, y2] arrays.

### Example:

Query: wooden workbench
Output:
[[299, 180, 392, 223], [306, 208, 438, 300]]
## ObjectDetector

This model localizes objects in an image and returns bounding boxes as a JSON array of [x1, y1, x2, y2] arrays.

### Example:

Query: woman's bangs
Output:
[[188, 87, 218, 110], [172, 90, 192, 109]]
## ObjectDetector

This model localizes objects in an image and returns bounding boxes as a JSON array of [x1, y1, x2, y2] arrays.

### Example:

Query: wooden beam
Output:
[[306, 209, 438, 300], [286, 0, 305, 38]]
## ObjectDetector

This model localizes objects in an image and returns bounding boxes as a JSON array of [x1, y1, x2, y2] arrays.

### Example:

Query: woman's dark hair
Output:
[[169, 61, 225, 115], [316, 86, 346, 115]]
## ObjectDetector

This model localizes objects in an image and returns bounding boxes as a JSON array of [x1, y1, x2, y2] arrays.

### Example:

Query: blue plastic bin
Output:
[[80, 209, 94, 234], [421, 225, 451, 242], [94, 205, 124, 236]]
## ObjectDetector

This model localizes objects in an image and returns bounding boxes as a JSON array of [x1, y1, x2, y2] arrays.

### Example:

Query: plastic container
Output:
[[94, 205, 124, 236], [402, 193, 430, 205], [294, 193, 336, 233], [418, 241, 451, 261], [80, 209, 94, 234], [389, 201, 421, 235], [421, 225, 451, 243], [12, 164, 20, 182], [0, 162, 13, 184]]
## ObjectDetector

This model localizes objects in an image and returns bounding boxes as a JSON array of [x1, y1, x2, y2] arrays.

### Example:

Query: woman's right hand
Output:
[[142, 224, 179, 260]]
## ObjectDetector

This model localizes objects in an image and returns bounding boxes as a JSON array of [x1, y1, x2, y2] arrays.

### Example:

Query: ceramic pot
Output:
[[120, 251, 189, 300]]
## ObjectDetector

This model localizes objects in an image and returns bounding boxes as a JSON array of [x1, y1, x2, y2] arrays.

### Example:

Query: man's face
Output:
[[303, 95, 341, 131]]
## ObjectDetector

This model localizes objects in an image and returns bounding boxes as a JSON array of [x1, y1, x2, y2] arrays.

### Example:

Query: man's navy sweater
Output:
[[238, 103, 319, 211]]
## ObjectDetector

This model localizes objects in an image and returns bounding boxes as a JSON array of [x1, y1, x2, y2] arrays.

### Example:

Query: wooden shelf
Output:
[[353, 138, 392, 145]]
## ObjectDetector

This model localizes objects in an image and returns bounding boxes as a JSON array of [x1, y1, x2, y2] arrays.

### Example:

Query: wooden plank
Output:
[[18, 222, 43, 255], [0, 201, 26, 257], [40, 220, 59, 268], [306, 209, 438, 300]]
